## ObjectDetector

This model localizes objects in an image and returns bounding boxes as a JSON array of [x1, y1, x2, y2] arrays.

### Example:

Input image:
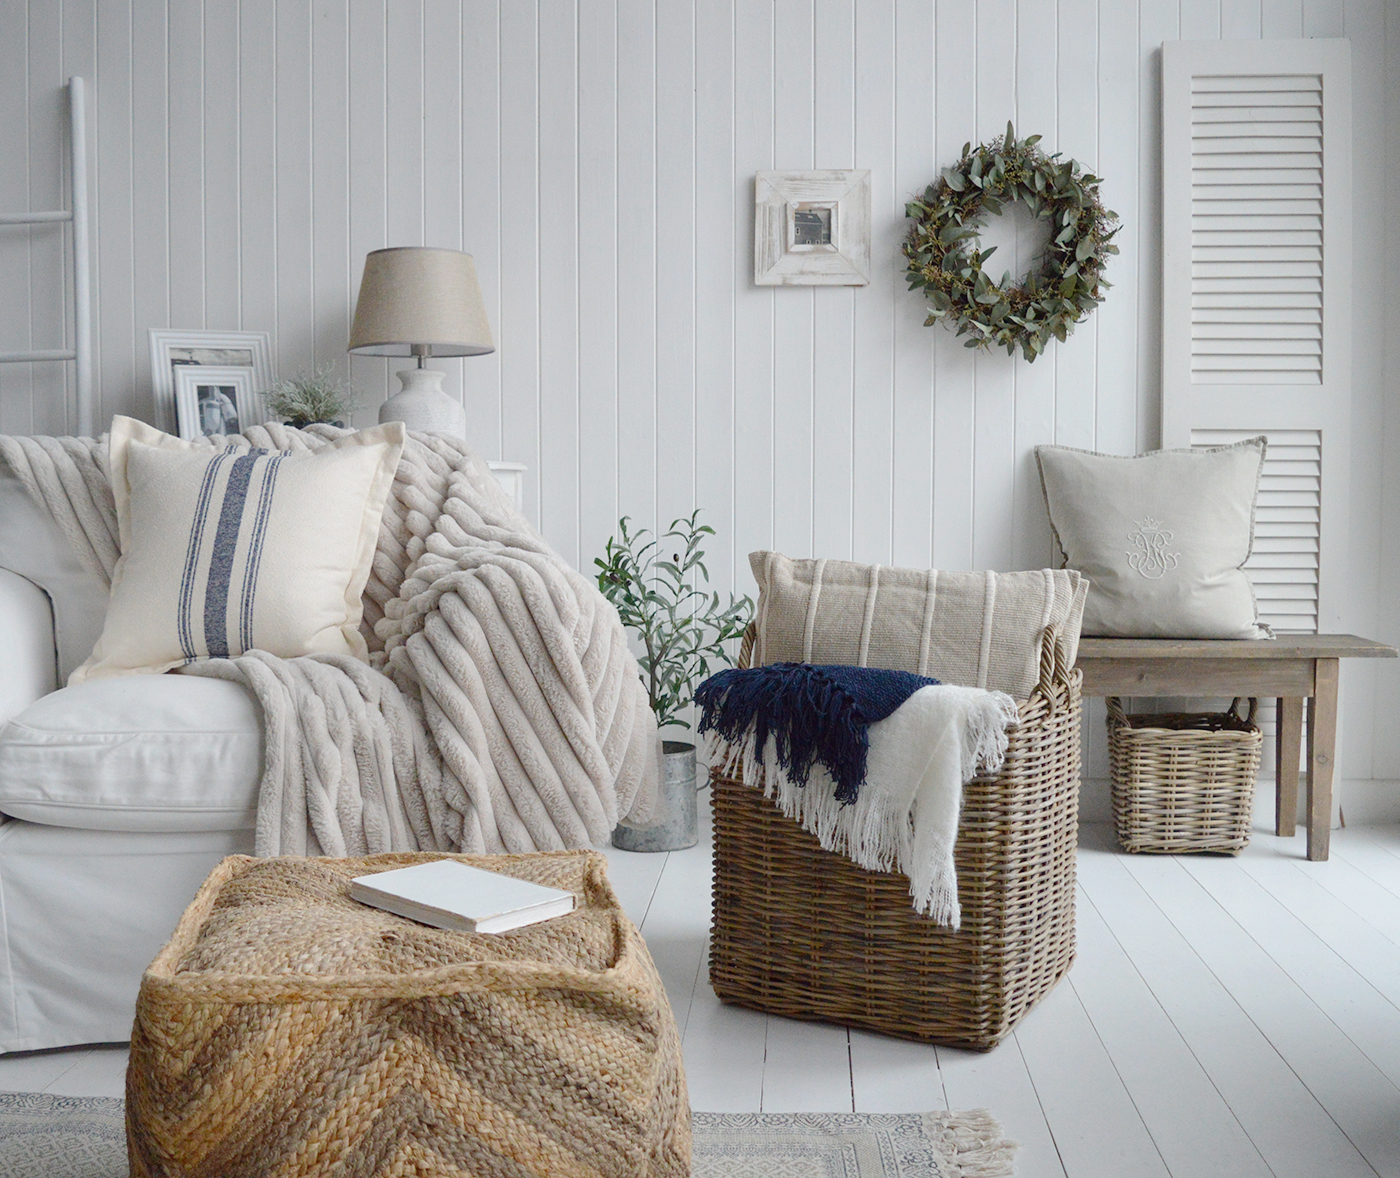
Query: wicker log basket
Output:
[[1107, 696, 1262, 855], [709, 623, 1082, 1053]]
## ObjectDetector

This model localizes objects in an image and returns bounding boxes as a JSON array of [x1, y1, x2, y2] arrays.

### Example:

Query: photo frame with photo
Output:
[[754, 170, 871, 286], [173, 366, 264, 440], [149, 329, 274, 435]]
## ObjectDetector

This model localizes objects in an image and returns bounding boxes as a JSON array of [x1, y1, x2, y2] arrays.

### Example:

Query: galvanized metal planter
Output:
[[611, 741, 698, 853]]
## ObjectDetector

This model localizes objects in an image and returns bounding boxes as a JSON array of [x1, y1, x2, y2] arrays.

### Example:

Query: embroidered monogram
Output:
[[1126, 517, 1180, 579]]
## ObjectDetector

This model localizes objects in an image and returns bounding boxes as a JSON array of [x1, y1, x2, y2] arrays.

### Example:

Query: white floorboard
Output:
[[7, 816, 1400, 1177]]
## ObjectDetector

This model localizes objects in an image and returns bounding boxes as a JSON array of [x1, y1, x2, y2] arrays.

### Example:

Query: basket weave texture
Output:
[[1108, 697, 1262, 854], [709, 625, 1082, 1052], [127, 850, 690, 1178]]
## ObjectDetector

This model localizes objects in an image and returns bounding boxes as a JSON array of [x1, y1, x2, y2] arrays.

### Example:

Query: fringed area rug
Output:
[[0, 1093, 1017, 1177]]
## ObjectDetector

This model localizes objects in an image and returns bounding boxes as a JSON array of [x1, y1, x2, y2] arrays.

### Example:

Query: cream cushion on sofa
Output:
[[750, 551, 1087, 700], [72, 416, 404, 683], [1035, 437, 1270, 639], [0, 676, 262, 832]]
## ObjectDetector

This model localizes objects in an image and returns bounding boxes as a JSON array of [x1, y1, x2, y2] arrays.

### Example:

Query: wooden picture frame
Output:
[[149, 329, 274, 434], [173, 365, 263, 440], [754, 170, 871, 286]]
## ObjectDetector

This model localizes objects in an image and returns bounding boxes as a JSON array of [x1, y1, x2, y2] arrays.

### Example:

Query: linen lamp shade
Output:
[[349, 248, 494, 358], [349, 247, 494, 437]]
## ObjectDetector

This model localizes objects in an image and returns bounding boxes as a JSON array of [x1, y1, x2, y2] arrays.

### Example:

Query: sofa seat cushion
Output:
[[0, 676, 262, 832]]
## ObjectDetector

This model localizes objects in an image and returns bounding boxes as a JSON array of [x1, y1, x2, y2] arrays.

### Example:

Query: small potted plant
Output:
[[264, 365, 360, 428], [596, 511, 752, 851]]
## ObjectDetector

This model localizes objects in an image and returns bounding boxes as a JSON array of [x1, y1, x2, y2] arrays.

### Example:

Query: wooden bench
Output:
[[1075, 635, 1397, 861]]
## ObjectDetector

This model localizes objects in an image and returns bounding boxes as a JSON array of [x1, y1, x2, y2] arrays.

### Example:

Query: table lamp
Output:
[[348, 246, 495, 436]]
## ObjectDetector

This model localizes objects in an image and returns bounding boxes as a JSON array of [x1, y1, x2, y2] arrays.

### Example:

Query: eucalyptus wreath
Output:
[[903, 123, 1120, 361]]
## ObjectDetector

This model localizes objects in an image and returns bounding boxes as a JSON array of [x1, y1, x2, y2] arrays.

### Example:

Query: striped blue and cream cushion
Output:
[[72, 416, 405, 682]]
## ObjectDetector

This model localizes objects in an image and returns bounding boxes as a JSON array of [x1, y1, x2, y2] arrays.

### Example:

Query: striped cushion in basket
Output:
[[750, 551, 1086, 701], [72, 416, 404, 682]]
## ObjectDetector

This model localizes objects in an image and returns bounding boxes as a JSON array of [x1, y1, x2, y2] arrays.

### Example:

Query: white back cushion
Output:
[[0, 569, 57, 725], [0, 472, 109, 682], [0, 675, 262, 832]]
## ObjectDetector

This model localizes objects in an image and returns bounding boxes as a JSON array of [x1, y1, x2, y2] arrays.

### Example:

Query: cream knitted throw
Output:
[[0, 424, 658, 857]]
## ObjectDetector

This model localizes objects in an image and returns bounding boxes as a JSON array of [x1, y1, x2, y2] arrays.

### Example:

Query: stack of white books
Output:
[[349, 859, 576, 934]]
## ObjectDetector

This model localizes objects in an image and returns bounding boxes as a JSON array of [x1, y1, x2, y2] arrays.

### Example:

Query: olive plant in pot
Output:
[[596, 511, 752, 852]]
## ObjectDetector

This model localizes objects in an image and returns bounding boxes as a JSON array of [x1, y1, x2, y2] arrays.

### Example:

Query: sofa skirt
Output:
[[0, 819, 253, 1053]]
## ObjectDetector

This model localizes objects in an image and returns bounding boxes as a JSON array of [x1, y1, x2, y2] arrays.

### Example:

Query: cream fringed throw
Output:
[[706, 684, 1018, 929], [0, 425, 659, 856]]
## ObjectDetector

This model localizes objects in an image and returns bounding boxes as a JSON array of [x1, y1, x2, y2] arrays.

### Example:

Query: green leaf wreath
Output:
[[903, 123, 1120, 361]]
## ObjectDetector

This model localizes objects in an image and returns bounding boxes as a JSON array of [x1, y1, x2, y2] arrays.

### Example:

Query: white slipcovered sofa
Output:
[[0, 469, 257, 1051]]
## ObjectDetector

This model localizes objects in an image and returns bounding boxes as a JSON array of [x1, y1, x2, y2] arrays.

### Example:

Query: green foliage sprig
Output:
[[265, 364, 360, 426], [903, 123, 1120, 361], [595, 512, 753, 730]]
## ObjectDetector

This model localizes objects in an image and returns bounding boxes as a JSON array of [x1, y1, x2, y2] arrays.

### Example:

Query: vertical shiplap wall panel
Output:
[[971, 0, 1017, 573], [891, 0, 934, 569], [311, 1, 351, 383], [0, 0, 32, 434], [497, 0, 541, 515], [770, 0, 816, 559], [849, 0, 896, 567], [274, 1, 314, 380], [653, 0, 697, 550], [166, 1, 204, 333], [203, 0, 241, 332], [810, 0, 856, 562], [537, 0, 579, 565], [930, 0, 977, 571], [575, 0, 620, 571], [1010, 0, 1058, 574], [692, 0, 736, 588], [613, 0, 656, 535], [238, 2, 277, 341], [131, 0, 171, 423], [730, 0, 774, 570], [458, 0, 502, 455], [95, 0, 134, 433], [1094, 0, 1140, 456], [1052, 0, 1099, 455], [1, 0, 1395, 781]]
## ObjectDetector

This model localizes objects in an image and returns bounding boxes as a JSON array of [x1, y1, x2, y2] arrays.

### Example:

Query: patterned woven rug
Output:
[[0, 1093, 1016, 1177]]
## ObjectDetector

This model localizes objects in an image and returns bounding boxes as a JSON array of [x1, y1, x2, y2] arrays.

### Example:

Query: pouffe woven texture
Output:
[[126, 850, 690, 1178]]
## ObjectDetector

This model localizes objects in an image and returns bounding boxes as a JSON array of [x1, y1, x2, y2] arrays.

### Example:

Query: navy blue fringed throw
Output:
[[694, 663, 939, 805]]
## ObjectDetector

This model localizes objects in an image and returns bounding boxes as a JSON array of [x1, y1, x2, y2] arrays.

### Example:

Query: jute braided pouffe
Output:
[[126, 850, 690, 1178]]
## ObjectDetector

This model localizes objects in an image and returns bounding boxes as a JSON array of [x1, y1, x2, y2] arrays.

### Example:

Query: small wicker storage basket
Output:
[[709, 625, 1082, 1053], [1107, 696, 1262, 855]]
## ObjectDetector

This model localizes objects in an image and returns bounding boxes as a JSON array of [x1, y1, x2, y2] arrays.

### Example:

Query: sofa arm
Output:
[[0, 569, 57, 725]]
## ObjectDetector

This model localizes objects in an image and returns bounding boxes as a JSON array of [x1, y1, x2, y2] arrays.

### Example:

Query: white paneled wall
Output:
[[1, 1, 1396, 796]]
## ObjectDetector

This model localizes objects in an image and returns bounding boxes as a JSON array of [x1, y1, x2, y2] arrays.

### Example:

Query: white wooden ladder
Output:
[[0, 77, 93, 436]]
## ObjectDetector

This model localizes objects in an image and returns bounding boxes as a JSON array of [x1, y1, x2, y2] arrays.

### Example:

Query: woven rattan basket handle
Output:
[[1106, 695, 1128, 727], [1107, 696, 1260, 729], [737, 623, 756, 671]]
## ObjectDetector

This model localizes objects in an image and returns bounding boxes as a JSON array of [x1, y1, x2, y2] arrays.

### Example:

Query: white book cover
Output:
[[349, 859, 576, 934]]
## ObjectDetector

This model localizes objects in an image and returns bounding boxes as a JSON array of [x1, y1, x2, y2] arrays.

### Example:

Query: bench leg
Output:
[[1275, 696, 1304, 838], [1306, 659, 1339, 862]]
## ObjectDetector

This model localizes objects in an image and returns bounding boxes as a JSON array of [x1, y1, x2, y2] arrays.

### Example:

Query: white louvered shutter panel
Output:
[[1161, 39, 1351, 634]]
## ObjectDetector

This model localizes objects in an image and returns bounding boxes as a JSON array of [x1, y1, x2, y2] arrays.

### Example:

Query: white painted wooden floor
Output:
[[6, 804, 1400, 1178]]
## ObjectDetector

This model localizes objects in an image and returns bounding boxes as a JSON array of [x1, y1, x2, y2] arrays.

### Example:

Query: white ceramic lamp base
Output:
[[378, 368, 467, 437]]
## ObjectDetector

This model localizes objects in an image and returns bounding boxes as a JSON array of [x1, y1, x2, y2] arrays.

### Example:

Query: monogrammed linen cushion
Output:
[[71, 416, 405, 682], [1035, 437, 1270, 639], [750, 551, 1087, 701]]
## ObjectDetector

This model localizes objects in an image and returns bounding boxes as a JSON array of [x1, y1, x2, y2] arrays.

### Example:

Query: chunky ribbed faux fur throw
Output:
[[703, 671, 1018, 928], [695, 663, 939, 805], [0, 425, 659, 856]]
